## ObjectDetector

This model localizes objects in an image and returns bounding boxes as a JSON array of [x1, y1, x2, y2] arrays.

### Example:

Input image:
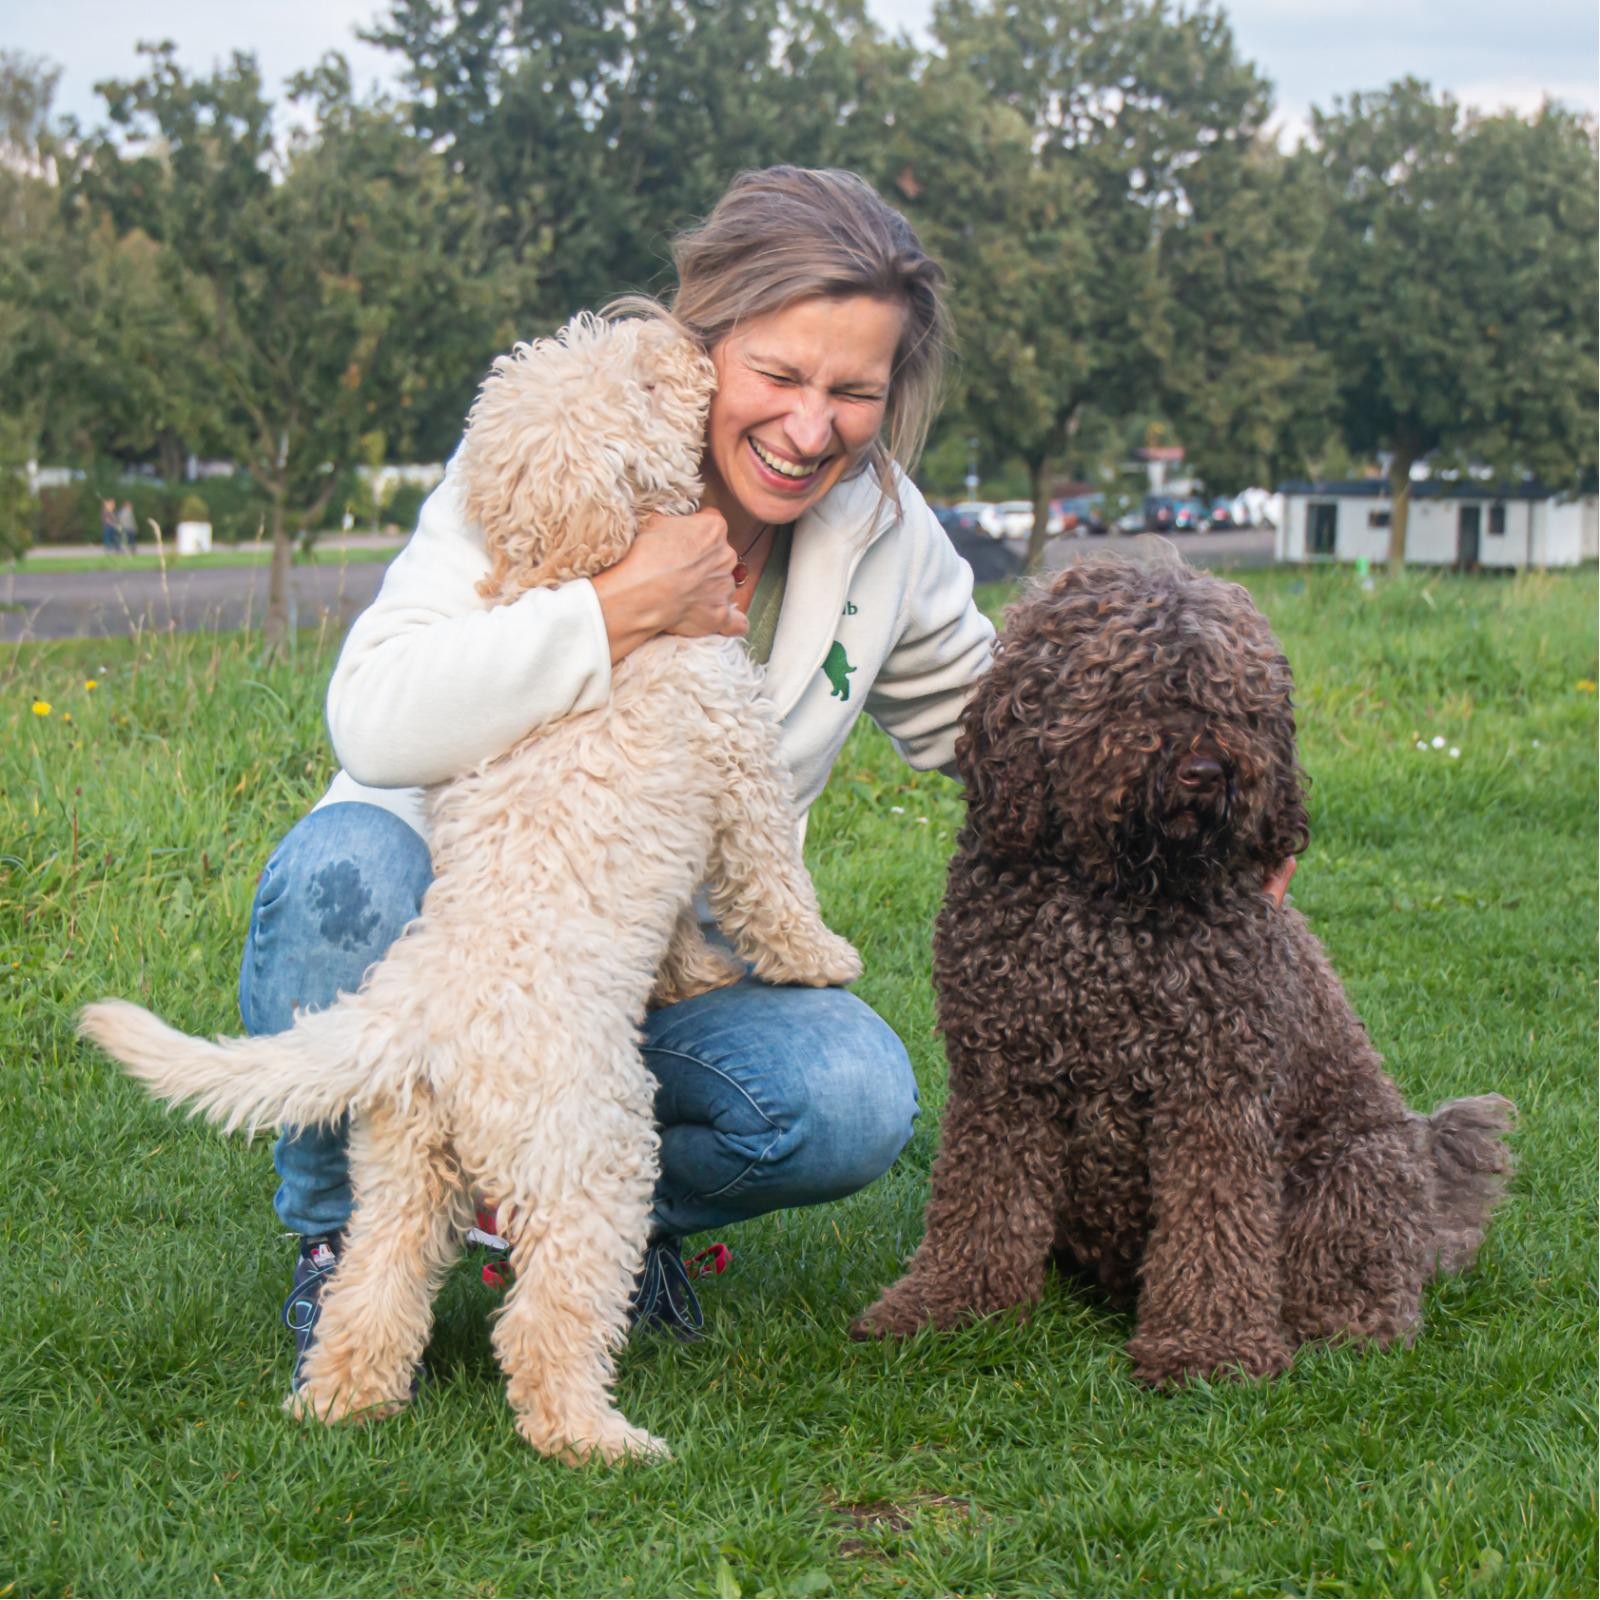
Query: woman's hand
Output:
[[1264, 856, 1297, 909], [591, 511, 749, 664]]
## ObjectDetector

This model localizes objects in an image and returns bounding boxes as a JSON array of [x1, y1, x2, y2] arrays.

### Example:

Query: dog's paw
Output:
[[285, 1378, 411, 1425], [649, 946, 746, 1009], [522, 1409, 671, 1466], [752, 929, 862, 989], [1126, 1329, 1294, 1388], [849, 1283, 943, 1341]]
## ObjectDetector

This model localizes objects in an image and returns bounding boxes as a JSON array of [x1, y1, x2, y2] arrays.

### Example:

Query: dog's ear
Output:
[[957, 674, 1049, 859], [458, 326, 639, 602], [1261, 687, 1312, 868]]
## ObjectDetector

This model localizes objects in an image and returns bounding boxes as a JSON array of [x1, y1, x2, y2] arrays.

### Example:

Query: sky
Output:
[[7, 0, 1596, 145]]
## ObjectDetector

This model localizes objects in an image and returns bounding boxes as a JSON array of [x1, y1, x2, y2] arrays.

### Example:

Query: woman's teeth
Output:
[[751, 439, 820, 480]]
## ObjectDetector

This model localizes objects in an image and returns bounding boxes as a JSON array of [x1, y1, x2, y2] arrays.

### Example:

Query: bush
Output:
[[177, 493, 210, 524], [383, 482, 429, 533]]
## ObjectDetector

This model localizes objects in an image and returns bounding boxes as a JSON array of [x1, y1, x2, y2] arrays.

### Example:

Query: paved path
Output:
[[956, 524, 1276, 580], [1047, 525, 1277, 569], [3, 526, 1277, 642], [0, 554, 393, 642]]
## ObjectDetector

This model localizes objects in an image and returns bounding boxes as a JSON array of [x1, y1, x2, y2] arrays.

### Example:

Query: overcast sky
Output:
[[9, 0, 1596, 144]]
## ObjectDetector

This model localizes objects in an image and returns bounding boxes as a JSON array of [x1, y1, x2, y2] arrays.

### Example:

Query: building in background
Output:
[[1276, 481, 1599, 570]]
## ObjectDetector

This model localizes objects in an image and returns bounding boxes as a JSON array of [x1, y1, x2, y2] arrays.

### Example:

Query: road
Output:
[[955, 523, 1277, 581], [1, 525, 1277, 642], [1045, 524, 1277, 570], [1, 556, 391, 642]]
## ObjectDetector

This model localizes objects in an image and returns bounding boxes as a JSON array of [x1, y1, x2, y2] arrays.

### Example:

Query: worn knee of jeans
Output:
[[240, 804, 433, 1238], [647, 984, 919, 1239], [238, 802, 433, 1036]]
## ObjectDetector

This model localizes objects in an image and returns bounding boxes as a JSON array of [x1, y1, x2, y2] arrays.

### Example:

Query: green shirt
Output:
[[741, 523, 793, 667]]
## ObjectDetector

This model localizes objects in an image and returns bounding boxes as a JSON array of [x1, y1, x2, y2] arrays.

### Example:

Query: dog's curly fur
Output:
[[80, 313, 860, 1463], [854, 555, 1512, 1383]]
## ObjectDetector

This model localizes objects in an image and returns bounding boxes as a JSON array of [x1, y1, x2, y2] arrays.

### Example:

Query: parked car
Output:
[[932, 503, 983, 540], [1053, 493, 1108, 535], [954, 499, 1005, 539], [1206, 497, 1234, 530], [1173, 497, 1211, 533], [993, 499, 1053, 539], [1142, 494, 1180, 533]]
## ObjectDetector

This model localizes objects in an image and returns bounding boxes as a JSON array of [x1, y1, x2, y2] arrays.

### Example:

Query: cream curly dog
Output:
[[80, 312, 860, 1464]]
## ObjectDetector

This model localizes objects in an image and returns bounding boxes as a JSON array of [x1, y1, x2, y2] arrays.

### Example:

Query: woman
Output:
[[247, 167, 999, 1379]]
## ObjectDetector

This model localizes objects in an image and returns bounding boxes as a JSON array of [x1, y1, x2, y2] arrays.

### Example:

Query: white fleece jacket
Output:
[[311, 456, 996, 840]]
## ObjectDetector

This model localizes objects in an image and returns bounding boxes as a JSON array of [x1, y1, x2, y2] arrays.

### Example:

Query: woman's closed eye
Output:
[[756, 369, 881, 403]]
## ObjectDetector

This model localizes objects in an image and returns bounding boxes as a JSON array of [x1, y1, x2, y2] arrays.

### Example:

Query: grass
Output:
[[9, 544, 401, 574], [1, 566, 1595, 1597]]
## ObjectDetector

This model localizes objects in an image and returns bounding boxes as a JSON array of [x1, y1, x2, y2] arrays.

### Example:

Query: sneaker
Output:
[[629, 1236, 729, 1342], [280, 1232, 424, 1398], [280, 1233, 342, 1392], [465, 1205, 513, 1290]]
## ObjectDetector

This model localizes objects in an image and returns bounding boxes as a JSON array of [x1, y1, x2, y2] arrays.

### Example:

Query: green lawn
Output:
[[9, 544, 400, 575], [2, 566, 1595, 1597]]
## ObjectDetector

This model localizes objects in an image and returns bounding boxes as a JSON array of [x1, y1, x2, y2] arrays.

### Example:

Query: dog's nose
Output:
[[1176, 753, 1225, 791]]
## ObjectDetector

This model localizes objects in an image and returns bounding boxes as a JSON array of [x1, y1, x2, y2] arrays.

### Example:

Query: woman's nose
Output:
[[782, 394, 835, 458]]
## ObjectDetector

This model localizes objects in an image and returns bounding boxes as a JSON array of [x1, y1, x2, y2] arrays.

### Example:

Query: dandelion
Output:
[[62, 713, 73, 725], [916, 816, 930, 826], [1415, 740, 1427, 751], [1532, 739, 1542, 748], [31, 700, 51, 716], [1430, 735, 1446, 749], [889, 805, 905, 815], [1449, 747, 1460, 758], [1576, 679, 1597, 694], [84, 679, 99, 691]]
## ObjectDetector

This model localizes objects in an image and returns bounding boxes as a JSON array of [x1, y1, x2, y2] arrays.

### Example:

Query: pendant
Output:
[[732, 562, 749, 587]]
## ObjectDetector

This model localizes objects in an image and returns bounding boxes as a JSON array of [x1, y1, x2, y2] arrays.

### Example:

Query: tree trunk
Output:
[[265, 479, 291, 652], [1024, 455, 1055, 575], [1386, 448, 1416, 578], [156, 428, 185, 489]]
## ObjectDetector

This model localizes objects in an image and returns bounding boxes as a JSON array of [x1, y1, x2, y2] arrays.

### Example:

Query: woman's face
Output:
[[702, 294, 905, 537]]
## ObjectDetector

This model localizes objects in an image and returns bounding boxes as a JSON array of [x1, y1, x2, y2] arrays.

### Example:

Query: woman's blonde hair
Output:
[[614, 166, 949, 510]]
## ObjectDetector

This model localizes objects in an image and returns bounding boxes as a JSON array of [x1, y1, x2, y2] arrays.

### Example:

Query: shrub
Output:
[[384, 482, 429, 533], [177, 493, 211, 524]]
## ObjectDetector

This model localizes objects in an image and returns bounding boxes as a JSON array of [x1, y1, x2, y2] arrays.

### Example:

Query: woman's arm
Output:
[[327, 465, 744, 789], [863, 488, 997, 773], [592, 510, 747, 663]]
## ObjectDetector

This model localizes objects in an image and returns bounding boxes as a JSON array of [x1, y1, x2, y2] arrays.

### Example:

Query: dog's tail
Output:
[[1417, 1093, 1516, 1276], [78, 997, 389, 1138]]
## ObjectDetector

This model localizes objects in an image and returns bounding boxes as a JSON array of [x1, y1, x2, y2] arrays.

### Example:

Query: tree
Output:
[[851, 57, 1094, 559], [895, 0, 1275, 570], [363, 0, 888, 330], [1304, 80, 1599, 574], [1158, 137, 1332, 494], [69, 45, 512, 642]]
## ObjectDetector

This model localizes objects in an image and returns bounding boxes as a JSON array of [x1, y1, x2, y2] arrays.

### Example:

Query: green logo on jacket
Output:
[[823, 641, 856, 701]]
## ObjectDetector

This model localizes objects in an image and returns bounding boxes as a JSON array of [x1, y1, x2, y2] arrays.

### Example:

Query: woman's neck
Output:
[[699, 462, 760, 548]]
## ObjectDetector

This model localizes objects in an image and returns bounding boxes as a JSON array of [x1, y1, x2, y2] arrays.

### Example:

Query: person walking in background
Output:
[[100, 498, 121, 553], [117, 501, 137, 552]]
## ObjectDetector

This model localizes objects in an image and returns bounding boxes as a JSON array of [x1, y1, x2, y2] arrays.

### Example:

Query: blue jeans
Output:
[[238, 802, 918, 1241]]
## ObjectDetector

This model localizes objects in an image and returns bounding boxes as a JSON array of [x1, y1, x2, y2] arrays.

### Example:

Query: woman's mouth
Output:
[[747, 437, 828, 491]]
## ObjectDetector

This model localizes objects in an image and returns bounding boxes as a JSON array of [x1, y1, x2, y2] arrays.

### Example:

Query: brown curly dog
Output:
[[854, 554, 1513, 1384]]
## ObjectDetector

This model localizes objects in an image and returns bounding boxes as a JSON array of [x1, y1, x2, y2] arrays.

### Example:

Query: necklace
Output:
[[731, 523, 771, 588]]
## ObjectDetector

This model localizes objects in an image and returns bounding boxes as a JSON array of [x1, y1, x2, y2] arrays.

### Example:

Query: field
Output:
[[1, 565, 1594, 1597]]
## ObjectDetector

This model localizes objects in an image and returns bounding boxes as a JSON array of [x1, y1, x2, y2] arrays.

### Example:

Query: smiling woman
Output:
[[699, 294, 905, 573], [233, 165, 999, 1386]]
